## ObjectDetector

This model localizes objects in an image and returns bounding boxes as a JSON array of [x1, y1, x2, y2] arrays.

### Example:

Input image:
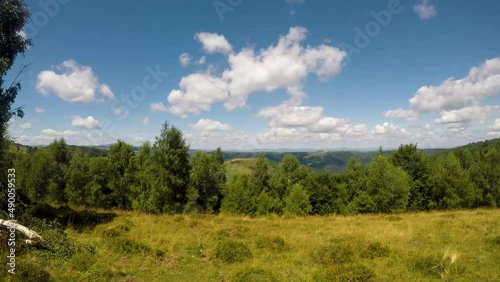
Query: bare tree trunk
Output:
[[0, 219, 45, 245]]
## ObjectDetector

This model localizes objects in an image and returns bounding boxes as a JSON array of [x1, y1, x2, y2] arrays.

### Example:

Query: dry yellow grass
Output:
[[5, 209, 500, 281]]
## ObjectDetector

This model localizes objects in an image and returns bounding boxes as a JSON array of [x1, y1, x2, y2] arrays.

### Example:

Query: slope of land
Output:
[[3, 209, 499, 281]]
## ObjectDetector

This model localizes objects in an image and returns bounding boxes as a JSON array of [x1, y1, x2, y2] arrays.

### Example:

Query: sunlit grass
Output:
[[5, 209, 500, 281]]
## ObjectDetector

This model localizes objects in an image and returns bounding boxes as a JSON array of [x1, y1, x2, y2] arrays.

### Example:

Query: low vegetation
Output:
[[1, 209, 499, 281]]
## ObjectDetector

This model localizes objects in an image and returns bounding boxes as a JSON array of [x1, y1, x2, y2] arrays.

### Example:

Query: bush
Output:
[[360, 242, 390, 259], [109, 237, 151, 254], [255, 235, 289, 253], [412, 252, 465, 279], [321, 263, 375, 282], [233, 268, 278, 282], [312, 243, 354, 265], [215, 240, 252, 263]]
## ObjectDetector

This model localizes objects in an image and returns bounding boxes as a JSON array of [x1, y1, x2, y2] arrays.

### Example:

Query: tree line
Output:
[[4, 121, 500, 216]]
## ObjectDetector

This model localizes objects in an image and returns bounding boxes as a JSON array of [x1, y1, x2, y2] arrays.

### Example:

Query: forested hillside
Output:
[[4, 121, 499, 217]]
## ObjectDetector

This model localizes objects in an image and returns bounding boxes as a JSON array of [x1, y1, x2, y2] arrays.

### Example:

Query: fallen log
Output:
[[0, 219, 45, 245]]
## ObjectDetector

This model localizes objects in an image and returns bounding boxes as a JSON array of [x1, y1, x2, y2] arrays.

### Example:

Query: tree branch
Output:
[[0, 219, 45, 245]]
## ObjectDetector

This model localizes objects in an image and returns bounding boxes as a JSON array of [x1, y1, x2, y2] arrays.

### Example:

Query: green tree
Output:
[[147, 121, 191, 213], [65, 150, 91, 206], [252, 153, 270, 193], [0, 0, 31, 207], [269, 154, 308, 211], [25, 149, 51, 202], [87, 156, 112, 208], [345, 157, 368, 202], [391, 143, 432, 210], [428, 153, 476, 209], [46, 138, 71, 203], [283, 183, 312, 216], [221, 174, 254, 215], [186, 150, 225, 213], [367, 154, 411, 213], [130, 142, 153, 211], [108, 140, 135, 208]]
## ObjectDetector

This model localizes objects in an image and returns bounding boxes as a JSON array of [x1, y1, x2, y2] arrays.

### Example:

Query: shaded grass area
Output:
[[1, 209, 500, 281]]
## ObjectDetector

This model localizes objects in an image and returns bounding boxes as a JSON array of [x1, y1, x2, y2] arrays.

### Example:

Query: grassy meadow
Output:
[[3, 209, 500, 281]]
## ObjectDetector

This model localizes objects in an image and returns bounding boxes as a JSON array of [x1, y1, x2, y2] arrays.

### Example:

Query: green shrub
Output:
[[312, 243, 354, 265], [360, 242, 390, 259], [255, 235, 289, 253], [215, 240, 252, 263], [321, 263, 375, 282], [110, 237, 151, 254], [233, 268, 278, 282], [412, 252, 465, 279]]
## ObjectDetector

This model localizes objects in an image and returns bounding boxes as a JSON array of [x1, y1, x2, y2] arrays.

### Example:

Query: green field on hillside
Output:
[[2, 209, 499, 281]]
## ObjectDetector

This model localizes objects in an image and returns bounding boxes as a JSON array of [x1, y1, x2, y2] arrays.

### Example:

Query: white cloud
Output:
[[434, 105, 500, 125], [36, 60, 115, 103], [143, 117, 150, 126], [488, 118, 500, 136], [258, 104, 323, 128], [198, 56, 206, 65], [179, 53, 191, 67], [41, 129, 79, 136], [414, 0, 436, 20], [19, 122, 32, 129], [409, 57, 500, 112], [309, 117, 351, 133], [166, 27, 346, 117], [167, 73, 229, 117], [113, 107, 129, 118], [373, 122, 410, 138], [70, 115, 101, 129], [150, 102, 169, 113], [189, 119, 232, 132], [99, 84, 115, 99], [194, 32, 233, 54], [35, 107, 45, 113], [383, 108, 419, 121], [221, 27, 346, 110]]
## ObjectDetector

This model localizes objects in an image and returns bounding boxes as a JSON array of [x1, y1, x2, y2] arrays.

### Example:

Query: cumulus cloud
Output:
[[434, 105, 500, 125], [194, 32, 233, 54], [309, 117, 351, 133], [41, 129, 79, 136], [373, 122, 410, 138], [143, 117, 150, 126], [19, 122, 32, 129], [488, 118, 500, 136], [70, 115, 101, 129], [409, 57, 500, 112], [166, 73, 229, 117], [166, 27, 346, 117], [35, 107, 45, 113], [258, 105, 323, 128], [150, 102, 168, 113], [198, 56, 206, 65], [414, 0, 436, 19], [189, 119, 232, 132], [179, 53, 191, 67], [222, 27, 346, 110], [36, 60, 115, 103], [383, 108, 419, 121]]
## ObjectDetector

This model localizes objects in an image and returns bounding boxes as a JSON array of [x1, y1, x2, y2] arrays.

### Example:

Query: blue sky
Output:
[[6, 0, 500, 149]]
